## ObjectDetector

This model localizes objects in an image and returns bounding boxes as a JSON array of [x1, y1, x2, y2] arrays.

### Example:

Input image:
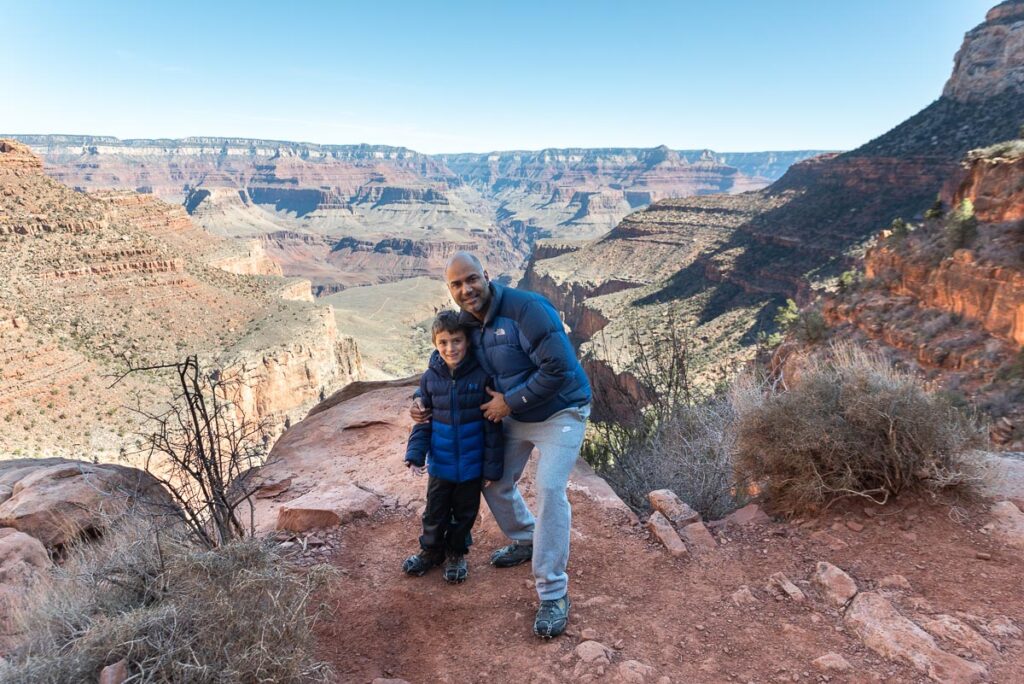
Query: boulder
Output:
[[0, 528, 49, 584], [845, 592, 986, 683], [989, 501, 1024, 549], [0, 459, 172, 548], [811, 562, 858, 606], [647, 489, 700, 527], [645, 511, 688, 558], [921, 615, 997, 658], [680, 522, 717, 551], [276, 485, 381, 531], [99, 659, 130, 684]]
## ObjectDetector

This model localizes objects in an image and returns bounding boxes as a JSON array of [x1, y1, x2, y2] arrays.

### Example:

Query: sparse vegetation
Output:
[[732, 343, 987, 516], [924, 196, 945, 220], [583, 317, 748, 519], [2, 522, 334, 683], [945, 198, 978, 252]]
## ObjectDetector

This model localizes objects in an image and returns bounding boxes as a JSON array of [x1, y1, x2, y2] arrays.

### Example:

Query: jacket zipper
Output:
[[451, 376, 460, 481]]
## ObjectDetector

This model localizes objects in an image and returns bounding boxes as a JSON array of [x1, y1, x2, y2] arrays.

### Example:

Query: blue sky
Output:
[[0, 1, 995, 153]]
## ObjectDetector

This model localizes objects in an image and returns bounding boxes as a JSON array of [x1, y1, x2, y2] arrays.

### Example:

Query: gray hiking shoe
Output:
[[402, 550, 443, 576], [534, 594, 571, 638], [489, 542, 533, 568], [443, 554, 468, 584]]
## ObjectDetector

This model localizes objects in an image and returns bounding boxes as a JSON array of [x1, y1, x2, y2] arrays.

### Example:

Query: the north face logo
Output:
[[494, 328, 506, 336]]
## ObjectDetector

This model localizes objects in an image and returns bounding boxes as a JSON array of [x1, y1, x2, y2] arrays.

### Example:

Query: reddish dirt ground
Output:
[[312, 488, 1024, 684]]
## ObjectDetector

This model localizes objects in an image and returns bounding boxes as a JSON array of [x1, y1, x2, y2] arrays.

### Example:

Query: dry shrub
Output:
[[1, 522, 334, 683], [591, 396, 747, 520], [732, 343, 988, 516]]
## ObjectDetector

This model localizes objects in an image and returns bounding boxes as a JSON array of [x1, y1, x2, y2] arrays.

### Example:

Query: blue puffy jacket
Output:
[[459, 282, 591, 423], [405, 350, 504, 483]]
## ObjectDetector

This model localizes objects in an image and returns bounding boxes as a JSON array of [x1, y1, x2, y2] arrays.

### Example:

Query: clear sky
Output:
[[0, 0, 996, 154]]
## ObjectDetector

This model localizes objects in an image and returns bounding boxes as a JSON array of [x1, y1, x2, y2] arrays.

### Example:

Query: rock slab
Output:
[[646, 511, 688, 558]]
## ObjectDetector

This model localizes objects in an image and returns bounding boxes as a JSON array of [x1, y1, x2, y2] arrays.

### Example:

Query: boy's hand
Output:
[[483, 479, 494, 488], [407, 463, 426, 476], [410, 397, 431, 424], [481, 388, 511, 422]]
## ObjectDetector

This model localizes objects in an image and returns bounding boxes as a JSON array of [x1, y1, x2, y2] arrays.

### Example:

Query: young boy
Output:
[[403, 310, 503, 583]]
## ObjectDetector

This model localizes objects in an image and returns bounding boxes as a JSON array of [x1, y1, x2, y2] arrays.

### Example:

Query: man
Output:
[[412, 251, 592, 638]]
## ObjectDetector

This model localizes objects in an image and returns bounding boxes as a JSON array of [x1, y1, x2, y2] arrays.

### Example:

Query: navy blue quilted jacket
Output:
[[404, 350, 504, 482], [459, 282, 591, 423]]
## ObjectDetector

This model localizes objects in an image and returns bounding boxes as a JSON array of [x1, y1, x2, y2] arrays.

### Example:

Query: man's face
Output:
[[446, 257, 491, 319], [434, 329, 468, 369]]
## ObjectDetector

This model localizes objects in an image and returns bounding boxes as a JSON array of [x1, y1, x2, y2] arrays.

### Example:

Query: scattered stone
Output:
[[844, 592, 986, 683], [646, 511, 688, 558], [920, 615, 997, 657], [681, 522, 717, 551], [581, 628, 600, 641], [99, 659, 130, 684], [618, 660, 656, 683], [846, 520, 865, 532], [974, 552, 991, 561], [648, 489, 700, 527], [576, 640, 613, 665], [769, 573, 806, 602], [989, 501, 1024, 548], [371, 679, 411, 684], [878, 574, 912, 591], [731, 585, 759, 606], [725, 503, 770, 527], [812, 562, 858, 606]]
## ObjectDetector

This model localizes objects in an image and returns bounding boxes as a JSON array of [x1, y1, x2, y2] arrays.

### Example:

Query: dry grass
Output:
[[732, 343, 989, 516], [589, 396, 747, 520], [1, 522, 334, 683]]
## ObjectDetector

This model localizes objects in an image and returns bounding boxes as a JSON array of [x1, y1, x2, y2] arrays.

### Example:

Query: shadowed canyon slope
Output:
[[522, 2, 1024, 389], [0, 140, 363, 460], [8, 136, 824, 295]]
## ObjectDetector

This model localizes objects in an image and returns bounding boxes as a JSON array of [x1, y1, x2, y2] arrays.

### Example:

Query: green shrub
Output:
[[924, 196, 945, 220], [773, 299, 800, 330], [837, 269, 860, 294], [731, 343, 987, 516], [945, 198, 978, 251]]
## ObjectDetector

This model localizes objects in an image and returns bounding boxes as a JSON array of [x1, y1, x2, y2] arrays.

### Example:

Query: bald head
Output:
[[445, 251, 484, 275], [444, 251, 491, 320]]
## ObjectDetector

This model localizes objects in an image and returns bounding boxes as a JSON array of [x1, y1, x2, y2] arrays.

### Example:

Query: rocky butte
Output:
[[0, 140, 363, 460], [520, 1, 1024, 393]]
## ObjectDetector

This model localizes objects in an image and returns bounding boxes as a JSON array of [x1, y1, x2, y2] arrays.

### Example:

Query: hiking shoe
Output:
[[534, 594, 571, 638], [489, 543, 533, 568], [402, 551, 443, 576], [443, 554, 468, 584]]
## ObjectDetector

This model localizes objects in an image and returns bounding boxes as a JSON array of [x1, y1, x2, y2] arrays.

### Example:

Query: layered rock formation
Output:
[[0, 140, 363, 459], [815, 137, 1024, 443], [9, 135, 823, 295], [521, 3, 1024, 396]]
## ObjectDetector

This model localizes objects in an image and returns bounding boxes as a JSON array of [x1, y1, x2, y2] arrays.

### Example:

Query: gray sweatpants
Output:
[[482, 404, 591, 601]]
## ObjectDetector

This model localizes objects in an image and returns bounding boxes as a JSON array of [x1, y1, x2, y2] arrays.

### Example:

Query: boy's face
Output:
[[434, 329, 467, 369]]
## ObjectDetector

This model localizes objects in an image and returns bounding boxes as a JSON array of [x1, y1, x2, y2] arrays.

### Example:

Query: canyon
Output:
[[9, 135, 824, 296], [520, 1, 1024, 399], [0, 140, 363, 461]]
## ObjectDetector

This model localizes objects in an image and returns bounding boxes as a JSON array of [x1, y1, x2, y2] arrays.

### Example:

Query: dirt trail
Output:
[[312, 487, 1024, 683]]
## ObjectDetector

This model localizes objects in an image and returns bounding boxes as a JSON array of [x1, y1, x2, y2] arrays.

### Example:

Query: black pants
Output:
[[420, 475, 481, 556]]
